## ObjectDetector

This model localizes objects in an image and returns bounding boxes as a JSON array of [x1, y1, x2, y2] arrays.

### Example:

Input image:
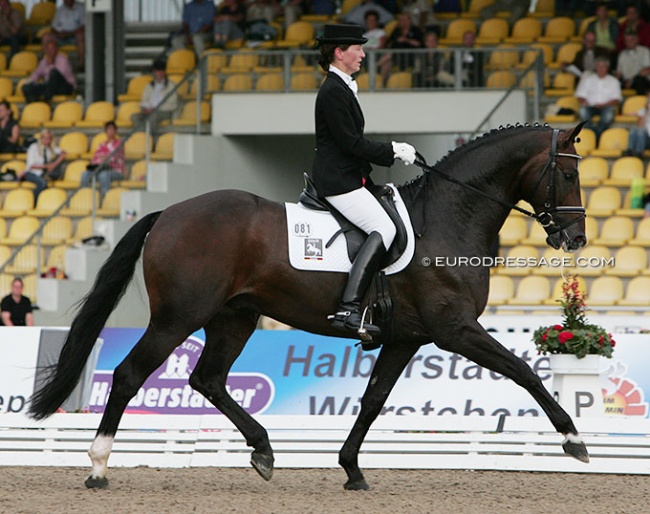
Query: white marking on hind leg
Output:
[[88, 434, 114, 480], [562, 433, 584, 445]]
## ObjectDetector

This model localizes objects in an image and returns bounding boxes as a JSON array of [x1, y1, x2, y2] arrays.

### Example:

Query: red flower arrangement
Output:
[[532, 275, 615, 359]]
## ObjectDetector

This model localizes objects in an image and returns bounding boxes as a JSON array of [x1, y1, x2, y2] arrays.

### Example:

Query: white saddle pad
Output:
[[285, 184, 415, 275]]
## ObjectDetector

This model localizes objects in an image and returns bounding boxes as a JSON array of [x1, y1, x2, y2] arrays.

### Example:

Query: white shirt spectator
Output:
[[363, 27, 386, 50], [25, 141, 63, 177], [52, 1, 85, 33], [616, 45, 650, 81], [575, 72, 622, 105]]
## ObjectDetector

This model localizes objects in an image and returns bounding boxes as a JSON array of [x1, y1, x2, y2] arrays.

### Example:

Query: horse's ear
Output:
[[558, 121, 588, 149]]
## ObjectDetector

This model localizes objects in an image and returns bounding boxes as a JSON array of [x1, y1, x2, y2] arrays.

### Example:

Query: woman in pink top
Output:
[[22, 38, 76, 103], [80, 121, 125, 197]]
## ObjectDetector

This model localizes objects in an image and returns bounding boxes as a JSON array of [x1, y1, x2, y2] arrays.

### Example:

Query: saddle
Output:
[[298, 173, 408, 268]]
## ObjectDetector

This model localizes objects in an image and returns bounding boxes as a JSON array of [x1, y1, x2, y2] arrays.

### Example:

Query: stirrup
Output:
[[356, 306, 375, 341]]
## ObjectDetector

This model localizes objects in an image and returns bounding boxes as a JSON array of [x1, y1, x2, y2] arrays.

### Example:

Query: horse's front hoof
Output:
[[251, 451, 274, 481], [344, 478, 370, 491], [84, 475, 109, 489], [562, 435, 590, 463]]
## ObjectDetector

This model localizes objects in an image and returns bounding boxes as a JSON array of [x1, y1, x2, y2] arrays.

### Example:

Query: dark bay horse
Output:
[[29, 123, 588, 491]]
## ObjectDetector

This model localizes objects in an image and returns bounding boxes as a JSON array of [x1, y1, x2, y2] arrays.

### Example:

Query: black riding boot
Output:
[[329, 231, 386, 342]]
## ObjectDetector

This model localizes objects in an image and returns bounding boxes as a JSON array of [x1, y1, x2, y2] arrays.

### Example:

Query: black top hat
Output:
[[152, 58, 167, 71], [317, 24, 368, 45]]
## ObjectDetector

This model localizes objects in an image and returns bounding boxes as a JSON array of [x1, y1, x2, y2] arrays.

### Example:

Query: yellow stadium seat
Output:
[[538, 17, 575, 44], [0, 159, 25, 190], [499, 216, 528, 246], [42, 243, 68, 274], [593, 216, 634, 246], [617, 190, 647, 218], [0, 76, 13, 99], [355, 72, 382, 90], [41, 215, 74, 246], [171, 100, 211, 126], [587, 276, 624, 306], [574, 245, 612, 276], [533, 247, 575, 276], [507, 275, 551, 305], [5, 244, 43, 274], [1, 51, 38, 77], [517, 43, 553, 70], [0, 219, 7, 239], [584, 216, 598, 241], [75, 101, 115, 129], [605, 246, 647, 277], [26, 1, 56, 26], [115, 101, 141, 129], [486, 70, 516, 88], [604, 156, 644, 186], [117, 74, 152, 103], [1, 188, 33, 218], [43, 101, 83, 129], [520, 221, 550, 246], [629, 217, 650, 246], [340, 0, 361, 14], [54, 159, 90, 189], [124, 131, 152, 160], [70, 215, 100, 243], [463, 0, 499, 18], [120, 160, 147, 189], [255, 73, 284, 91], [487, 275, 514, 306], [590, 128, 629, 158], [150, 133, 174, 161], [166, 48, 196, 74], [27, 187, 67, 217], [504, 18, 542, 44], [60, 187, 99, 217], [485, 44, 519, 70], [222, 73, 253, 92], [58, 131, 88, 160], [544, 95, 579, 124], [275, 21, 314, 48], [19, 101, 51, 128], [543, 276, 587, 305], [619, 276, 650, 306], [190, 74, 221, 97], [6, 77, 26, 103], [574, 128, 596, 156], [96, 187, 127, 217], [202, 50, 228, 74], [498, 245, 537, 275], [578, 156, 608, 186], [82, 132, 108, 160], [549, 42, 582, 70], [289, 73, 318, 91], [221, 50, 259, 74], [614, 95, 647, 124], [385, 71, 414, 91], [440, 19, 477, 45], [475, 17, 509, 45], [530, 0, 554, 17], [544, 72, 576, 97], [0, 246, 10, 268], [585, 186, 622, 217], [0, 215, 39, 245]]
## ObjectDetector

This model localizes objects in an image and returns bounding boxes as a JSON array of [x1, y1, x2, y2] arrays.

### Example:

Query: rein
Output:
[[411, 129, 584, 239]]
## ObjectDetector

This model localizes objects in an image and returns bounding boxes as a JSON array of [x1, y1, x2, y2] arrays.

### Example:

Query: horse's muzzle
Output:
[[546, 232, 586, 252]]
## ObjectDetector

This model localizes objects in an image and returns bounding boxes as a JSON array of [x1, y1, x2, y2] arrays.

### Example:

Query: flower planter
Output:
[[549, 354, 604, 418]]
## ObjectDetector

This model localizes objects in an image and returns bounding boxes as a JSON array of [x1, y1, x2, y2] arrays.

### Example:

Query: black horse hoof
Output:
[[344, 478, 370, 491], [251, 451, 274, 481], [562, 436, 590, 463], [84, 475, 109, 489]]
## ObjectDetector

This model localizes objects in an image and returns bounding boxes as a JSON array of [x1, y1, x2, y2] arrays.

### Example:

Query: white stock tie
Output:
[[350, 79, 358, 100]]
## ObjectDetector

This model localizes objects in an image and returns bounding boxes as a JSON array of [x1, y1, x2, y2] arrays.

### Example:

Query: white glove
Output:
[[392, 141, 416, 166]]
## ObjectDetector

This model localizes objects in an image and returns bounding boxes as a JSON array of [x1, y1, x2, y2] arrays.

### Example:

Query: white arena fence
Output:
[[0, 413, 649, 474]]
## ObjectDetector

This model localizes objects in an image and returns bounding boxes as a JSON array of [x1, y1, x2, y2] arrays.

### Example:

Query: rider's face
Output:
[[336, 45, 365, 76]]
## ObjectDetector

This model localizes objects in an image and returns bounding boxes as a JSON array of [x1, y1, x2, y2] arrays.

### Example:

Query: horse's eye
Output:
[[563, 171, 576, 182]]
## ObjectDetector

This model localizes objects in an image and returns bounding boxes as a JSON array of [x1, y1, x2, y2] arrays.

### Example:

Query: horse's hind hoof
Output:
[[84, 475, 109, 489], [251, 451, 274, 481], [344, 478, 370, 491], [562, 435, 590, 463]]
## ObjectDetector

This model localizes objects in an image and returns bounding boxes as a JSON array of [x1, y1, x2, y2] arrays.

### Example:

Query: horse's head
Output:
[[522, 123, 587, 252]]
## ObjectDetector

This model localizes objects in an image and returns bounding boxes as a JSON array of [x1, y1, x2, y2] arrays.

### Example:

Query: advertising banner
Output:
[[0, 328, 41, 415], [87, 329, 650, 419]]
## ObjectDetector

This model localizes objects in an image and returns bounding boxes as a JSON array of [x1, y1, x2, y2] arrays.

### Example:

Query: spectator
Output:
[[21, 128, 66, 199], [340, 0, 394, 26], [616, 4, 650, 52], [213, 0, 246, 49], [50, 0, 85, 70], [625, 92, 650, 157], [586, 2, 618, 53], [402, 0, 439, 34], [452, 30, 485, 87], [80, 121, 125, 197], [575, 56, 622, 140], [562, 30, 613, 78], [480, 0, 530, 24], [1, 277, 33, 326], [379, 13, 423, 83], [615, 32, 650, 95], [22, 38, 76, 103], [245, 0, 280, 42], [281, 0, 306, 28], [415, 31, 452, 87], [310, 0, 337, 16], [0, 0, 23, 59], [0, 100, 20, 153], [131, 59, 179, 135], [362, 10, 386, 50], [172, 0, 216, 57]]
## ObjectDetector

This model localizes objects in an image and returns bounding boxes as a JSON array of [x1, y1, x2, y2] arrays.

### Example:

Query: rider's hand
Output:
[[392, 141, 416, 165]]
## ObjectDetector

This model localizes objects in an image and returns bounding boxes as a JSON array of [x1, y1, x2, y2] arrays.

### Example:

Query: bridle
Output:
[[412, 128, 585, 242]]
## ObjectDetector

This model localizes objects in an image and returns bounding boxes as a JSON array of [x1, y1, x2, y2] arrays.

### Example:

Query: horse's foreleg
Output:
[[188, 308, 275, 480], [86, 323, 192, 489], [434, 319, 588, 463], [339, 343, 419, 491]]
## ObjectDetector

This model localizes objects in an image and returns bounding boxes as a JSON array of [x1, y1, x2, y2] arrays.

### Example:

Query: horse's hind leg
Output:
[[85, 324, 192, 489], [339, 342, 419, 491], [188, 308, 274, 480]]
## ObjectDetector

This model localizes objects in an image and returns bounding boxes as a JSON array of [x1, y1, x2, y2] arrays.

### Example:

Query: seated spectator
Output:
[[50, 0, 85, 70], [340, 0, 394, 26], [245, 0, 280, 42], [451, 30, 485, 87], [362, 10, 386, 50], [562, 31, 613, 78], [0, 100, 20, 153], [480, 0, 530, 24], [1, 277, 33, 326], [575, 56, 622, 141], [403, 0, 439, 34], [282, 0, 306, 28], [587, 2, 618, 53], [131, 59, 179, 135], [625, 92, 650, 157], [172, 0, 216, 57], [22, 37, 76, 103], [415, 31, 452, 87], [213, 0, 246, 49], [616, 4, 650, 52], [80, 121, 125, 197], [614, 32, 650, 95], [21, 129, 66, 200], [0, 0, 24, 59], [379, 13, 423, 83]]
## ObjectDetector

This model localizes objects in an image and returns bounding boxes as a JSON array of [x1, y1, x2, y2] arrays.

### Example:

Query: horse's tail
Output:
[[28, 211, 163, 420]]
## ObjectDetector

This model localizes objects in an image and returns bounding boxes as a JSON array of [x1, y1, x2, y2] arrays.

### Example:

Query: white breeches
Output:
[[326, 187, 397, 251]]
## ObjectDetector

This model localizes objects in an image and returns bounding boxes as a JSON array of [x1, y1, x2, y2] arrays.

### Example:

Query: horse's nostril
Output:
[[574, 235, 587, 247]]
